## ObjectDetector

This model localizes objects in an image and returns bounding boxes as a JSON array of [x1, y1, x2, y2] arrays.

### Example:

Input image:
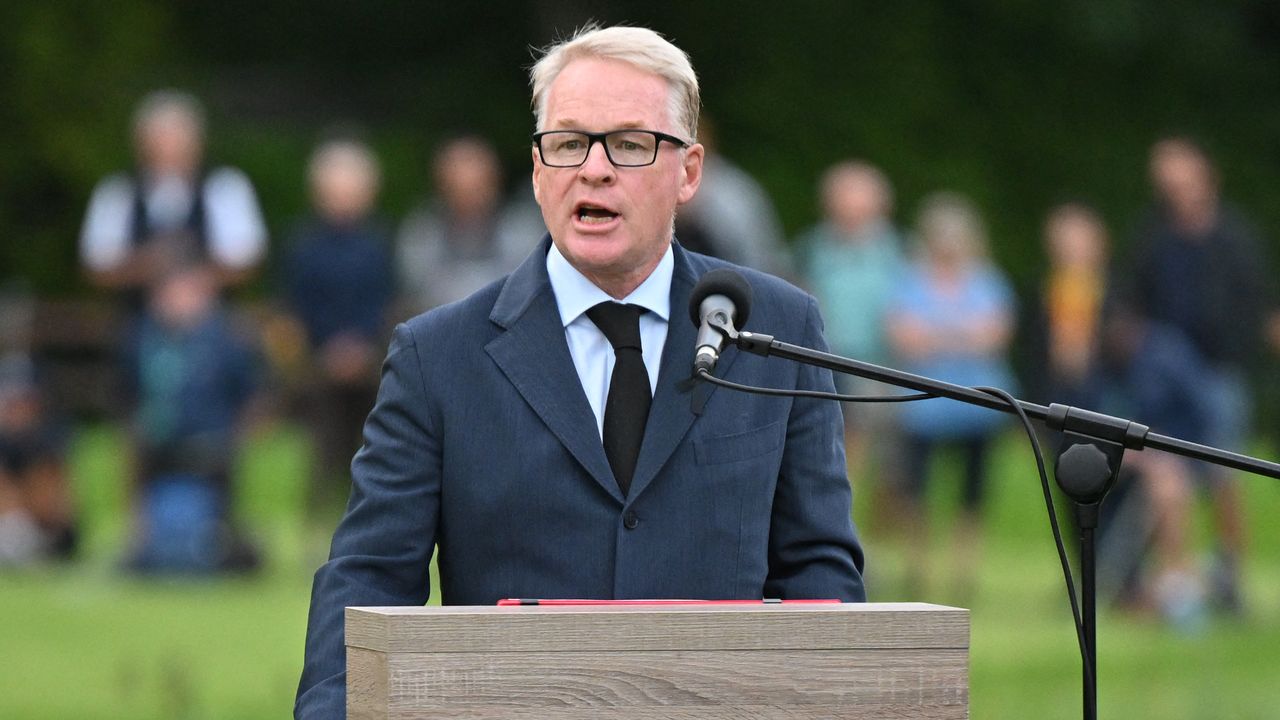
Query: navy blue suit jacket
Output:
[[295, 239, 865, 717]]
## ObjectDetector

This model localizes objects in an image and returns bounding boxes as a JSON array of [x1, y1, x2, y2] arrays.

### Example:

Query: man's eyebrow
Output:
[[549, 119, 650, 131]]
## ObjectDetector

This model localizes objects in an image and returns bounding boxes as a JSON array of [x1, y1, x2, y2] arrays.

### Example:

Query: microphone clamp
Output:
[[693, 315, 738, 373], [694, 324, 779, 374]]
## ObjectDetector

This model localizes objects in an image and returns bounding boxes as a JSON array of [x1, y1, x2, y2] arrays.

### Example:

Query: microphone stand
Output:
[[708, 320, 1280, 720]]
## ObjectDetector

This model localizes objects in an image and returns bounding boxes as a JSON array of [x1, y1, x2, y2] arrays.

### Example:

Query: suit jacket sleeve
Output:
[[764, 295, 867, 601], [295, 323, 441, 718]]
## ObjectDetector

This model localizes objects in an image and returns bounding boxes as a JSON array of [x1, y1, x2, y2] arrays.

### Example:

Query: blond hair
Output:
[[308, 139, 381, 191], [529, 24, 700, 140], [916, 192, 988, 261]]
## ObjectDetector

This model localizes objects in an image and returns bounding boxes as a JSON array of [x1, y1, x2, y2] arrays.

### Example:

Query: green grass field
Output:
[[1, 423, 1277, 719]]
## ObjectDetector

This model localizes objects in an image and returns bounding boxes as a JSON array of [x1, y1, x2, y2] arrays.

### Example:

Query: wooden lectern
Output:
[[347, 602, 969, 719]]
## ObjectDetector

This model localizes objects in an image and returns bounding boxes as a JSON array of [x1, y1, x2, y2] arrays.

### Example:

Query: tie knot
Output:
[[586, 302, 645, 351]]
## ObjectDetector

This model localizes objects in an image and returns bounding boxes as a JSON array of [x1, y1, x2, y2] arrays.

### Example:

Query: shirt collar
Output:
[[547, 242, 673, 328]]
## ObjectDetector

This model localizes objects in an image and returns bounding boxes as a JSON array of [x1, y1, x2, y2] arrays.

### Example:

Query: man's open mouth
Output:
[[575, 203, 620, 225]]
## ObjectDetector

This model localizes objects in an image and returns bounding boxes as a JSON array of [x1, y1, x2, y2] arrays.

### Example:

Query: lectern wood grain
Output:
[[347, 603, 969, 720]]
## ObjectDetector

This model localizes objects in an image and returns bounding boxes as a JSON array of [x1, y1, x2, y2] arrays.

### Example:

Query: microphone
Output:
[[688, 268, 753, 373]]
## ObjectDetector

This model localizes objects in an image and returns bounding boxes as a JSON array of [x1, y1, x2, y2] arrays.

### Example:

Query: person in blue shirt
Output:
[[886, 192, 1015, 601]]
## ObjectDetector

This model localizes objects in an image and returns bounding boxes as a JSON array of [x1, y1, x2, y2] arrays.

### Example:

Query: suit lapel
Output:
[[627, 245, 735, 502], [485, 239, 622, 504]]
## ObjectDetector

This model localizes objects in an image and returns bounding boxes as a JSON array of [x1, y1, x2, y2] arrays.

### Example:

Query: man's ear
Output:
[[676, 142, 705, 205], [531, 146, 543, 205]]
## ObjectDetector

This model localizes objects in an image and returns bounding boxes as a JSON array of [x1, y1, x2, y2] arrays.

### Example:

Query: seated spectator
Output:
[[121, 256, 260, 574], [396, 135, 543, 315], [79, 89, 267, 305], [0, 354, 77, 565], [282, 138, 393, 511]]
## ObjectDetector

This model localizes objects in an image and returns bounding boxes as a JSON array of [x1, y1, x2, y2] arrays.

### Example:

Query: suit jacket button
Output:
[[623, 511, 639, 530]]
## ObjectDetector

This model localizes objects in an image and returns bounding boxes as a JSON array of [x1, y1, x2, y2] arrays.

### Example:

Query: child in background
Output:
[[121, 255, 260, 573]]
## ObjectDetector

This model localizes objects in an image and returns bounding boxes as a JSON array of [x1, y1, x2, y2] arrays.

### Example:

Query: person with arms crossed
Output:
[[296, 24, 865, 718]]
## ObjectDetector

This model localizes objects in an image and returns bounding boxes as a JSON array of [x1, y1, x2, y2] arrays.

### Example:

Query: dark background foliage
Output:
[[4, 0, 1280, 297]]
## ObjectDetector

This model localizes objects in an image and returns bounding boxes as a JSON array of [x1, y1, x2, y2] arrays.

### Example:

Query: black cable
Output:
[[695, 368, 935, 403], [974, 386, 1095, 697]]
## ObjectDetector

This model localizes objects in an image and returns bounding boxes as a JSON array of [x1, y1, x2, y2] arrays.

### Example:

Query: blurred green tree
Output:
[[3, 0, 1279, 301]]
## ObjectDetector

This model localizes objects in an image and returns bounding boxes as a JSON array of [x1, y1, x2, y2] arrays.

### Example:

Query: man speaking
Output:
[[296, 24, 865, 718]]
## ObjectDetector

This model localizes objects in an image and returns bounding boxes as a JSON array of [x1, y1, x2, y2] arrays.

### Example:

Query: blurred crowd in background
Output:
[[2, 87, 1277, 632]]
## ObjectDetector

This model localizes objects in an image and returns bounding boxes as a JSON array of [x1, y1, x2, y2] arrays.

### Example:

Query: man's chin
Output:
[[560, 234, 629, 267]]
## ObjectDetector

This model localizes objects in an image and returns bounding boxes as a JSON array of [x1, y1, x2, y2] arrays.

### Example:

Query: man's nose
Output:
[[578, 139, 616, 182]]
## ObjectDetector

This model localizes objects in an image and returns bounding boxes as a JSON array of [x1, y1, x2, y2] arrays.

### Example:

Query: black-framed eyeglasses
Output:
[[532, 129, 691, 168]]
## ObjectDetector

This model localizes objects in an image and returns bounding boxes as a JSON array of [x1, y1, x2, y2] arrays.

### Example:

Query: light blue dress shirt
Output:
[[547, 242, 672, 438]]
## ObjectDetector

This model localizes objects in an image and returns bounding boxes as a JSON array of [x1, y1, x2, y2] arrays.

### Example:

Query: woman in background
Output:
[[886, 192, 1016, 602]]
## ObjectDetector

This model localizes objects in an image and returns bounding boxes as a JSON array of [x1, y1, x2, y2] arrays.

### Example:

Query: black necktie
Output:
[[585, 302, 651, 497]]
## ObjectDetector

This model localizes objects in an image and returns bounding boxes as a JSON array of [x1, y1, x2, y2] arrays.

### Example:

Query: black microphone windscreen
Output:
[[688, 268, 753, 329]]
